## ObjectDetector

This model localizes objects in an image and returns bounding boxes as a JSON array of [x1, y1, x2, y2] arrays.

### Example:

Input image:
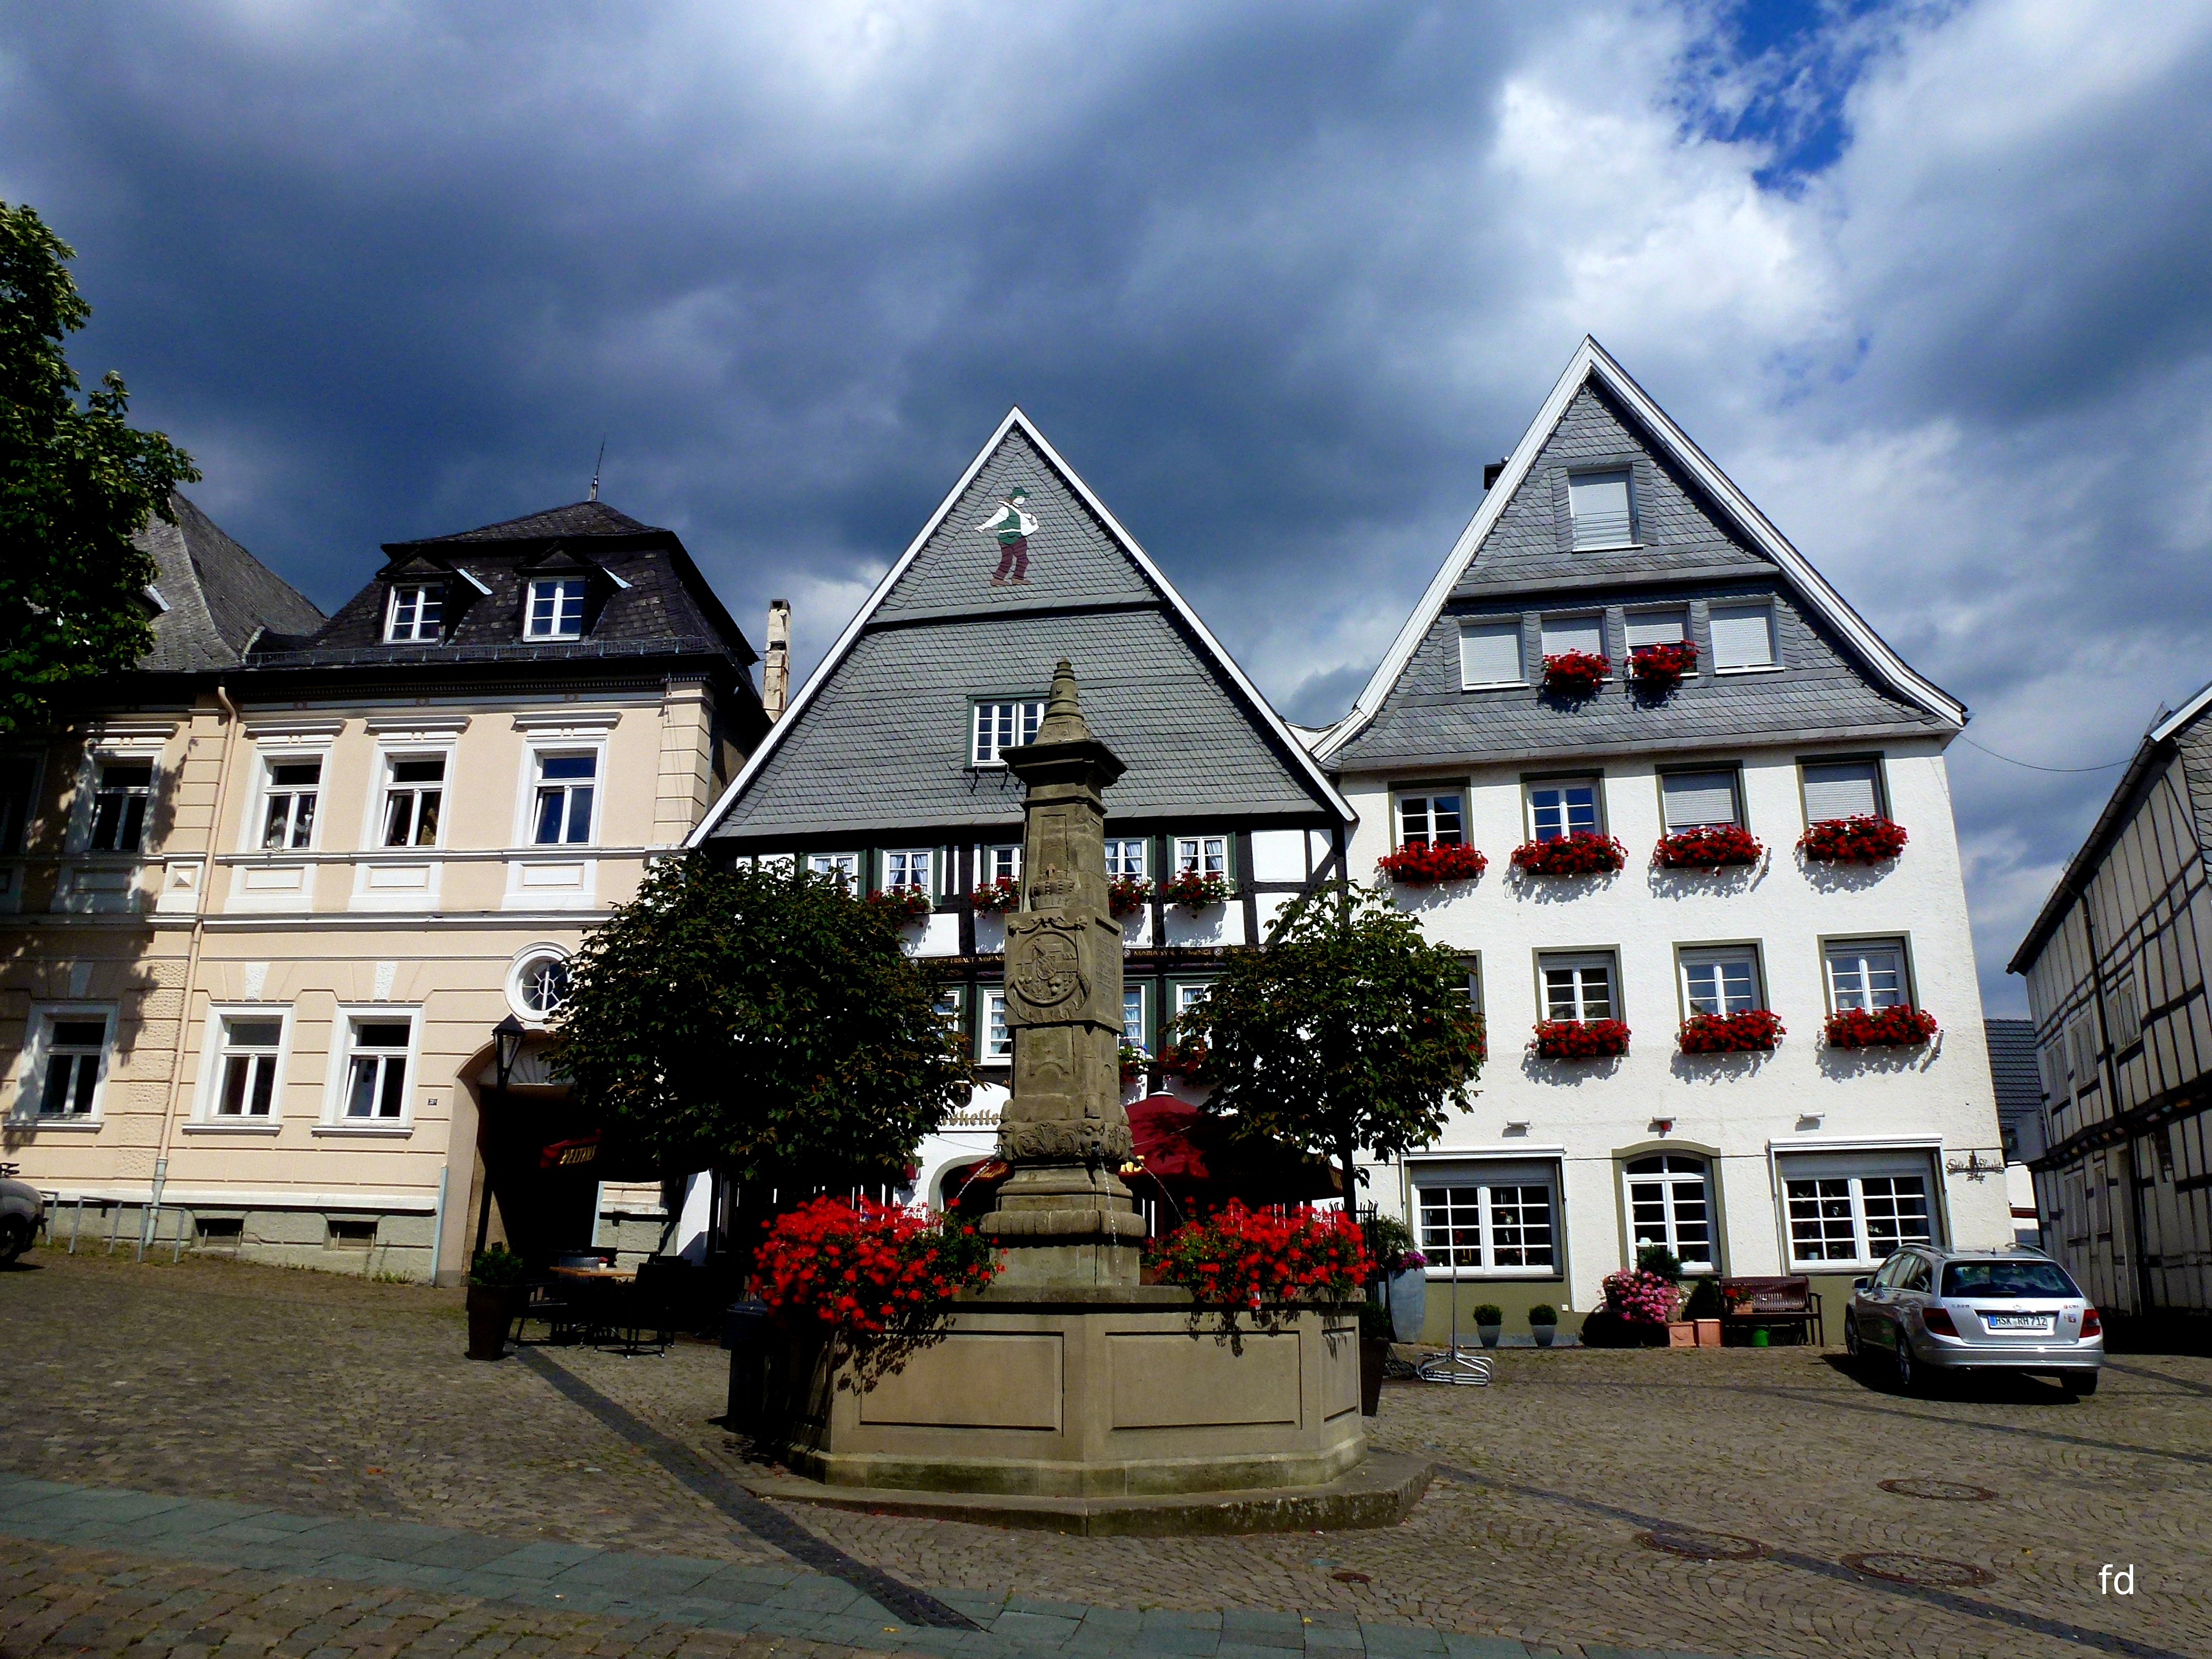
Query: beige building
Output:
[[0, 496, 766, 1282]]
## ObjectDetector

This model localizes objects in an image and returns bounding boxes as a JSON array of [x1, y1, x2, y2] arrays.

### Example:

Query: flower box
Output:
[[1628, 639, 1699, 693], [1377, 842, 1490, 885], [1823, 1005, 1939, 1049], [1678, 1008, 1784, 1054], [753, 1196, 1001, 1335], [1798, 815, 1908, 864], [863, 885, 934, 925], [1107, 876, 1154, 917], [1155, 1039, 1208, 1079], [1532, 1017, 1631, 1059], [1145, 1200, 1372, 1312], [1652, 823, 1763, 871], [1511, 831, 1628, 877], [969, 875, 1021, 914], [1159, 869, 1234, 911], [1542, 650, 1610, 698], [1118, 1043, 1147, 1085]]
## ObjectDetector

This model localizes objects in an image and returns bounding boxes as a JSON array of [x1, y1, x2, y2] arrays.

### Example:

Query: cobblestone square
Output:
[[3, 1248, 2205, 1659]]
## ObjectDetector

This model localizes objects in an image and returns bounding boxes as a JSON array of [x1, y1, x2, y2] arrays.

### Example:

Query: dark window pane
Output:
[[378, 1057, 408, 1117], [356, 1023, 412, 1049], [42, 1054, 80, 1114], [52, 1020, 106, 1046], [535, 790, 564, 844], [412, 793, 440, 844], [564, 788, 593, 843], [271, 762, 321, 786], [222, 1054, 252, 1115], [391, 758, 445, 783], [227, 1019, 282, 1048], [541, 755, 595, 780]]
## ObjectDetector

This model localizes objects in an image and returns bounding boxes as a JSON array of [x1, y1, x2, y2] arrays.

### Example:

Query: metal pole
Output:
[[428, 1165, 449, 1286], [172, 1210, 184, 1264], [138, 1157, 167, 1260], [70, 1196, 82, 1253], [107, 1202, 122, 1254]]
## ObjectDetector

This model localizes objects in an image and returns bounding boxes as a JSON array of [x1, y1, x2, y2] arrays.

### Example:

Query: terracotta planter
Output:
[[1666, 1321, 1697, 1348], [466, 1285, 517, 1361], [1358, 1338, 1389, 1416], [1694, 1318, 1722, 1347]]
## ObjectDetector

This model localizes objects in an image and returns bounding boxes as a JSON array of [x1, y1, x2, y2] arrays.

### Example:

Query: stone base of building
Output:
[[763, 1286, 1367, 1507]]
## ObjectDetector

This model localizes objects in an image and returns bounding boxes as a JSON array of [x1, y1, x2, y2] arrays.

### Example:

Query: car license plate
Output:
[[1987, 1314, 2050, 1331]]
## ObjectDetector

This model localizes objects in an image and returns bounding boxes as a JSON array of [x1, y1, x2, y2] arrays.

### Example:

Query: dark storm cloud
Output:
[[4, 0, 2209, 1011]]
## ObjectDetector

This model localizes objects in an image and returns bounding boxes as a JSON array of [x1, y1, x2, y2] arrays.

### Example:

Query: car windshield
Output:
[[1941, 1261, 2077, 1300]]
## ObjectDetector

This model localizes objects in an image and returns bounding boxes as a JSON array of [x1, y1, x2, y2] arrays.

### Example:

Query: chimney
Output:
[[762, 600, 792, 720]]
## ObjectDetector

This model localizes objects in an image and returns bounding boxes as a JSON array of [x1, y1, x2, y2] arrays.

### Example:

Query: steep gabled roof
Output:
[[136, 492, 326, 672], [382, 500, 654, 546], [691, 408, 1352, 845], [1315, 338, 1966, 765]]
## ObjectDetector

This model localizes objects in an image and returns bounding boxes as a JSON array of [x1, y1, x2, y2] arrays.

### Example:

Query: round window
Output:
[[515, 954, 571, 1019]]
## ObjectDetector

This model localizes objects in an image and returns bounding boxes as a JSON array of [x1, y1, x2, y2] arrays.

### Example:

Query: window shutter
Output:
[[1568, 470, 1632, 548], [1661, 770, 1738, 831], [1540, 614, 1604, 657], [1626, 609, 1687, 649], [1458, 619, 1523, 686], [1802, 761, 1880, 820], [1709, 603, 1776, 669]]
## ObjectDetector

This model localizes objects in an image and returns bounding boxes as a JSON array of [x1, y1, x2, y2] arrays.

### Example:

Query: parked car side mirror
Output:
[[1852, 1277, 1869, 1291]]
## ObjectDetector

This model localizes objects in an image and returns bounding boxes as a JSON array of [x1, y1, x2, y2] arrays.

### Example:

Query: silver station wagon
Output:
[[1844, 1245, 2103, 1396]]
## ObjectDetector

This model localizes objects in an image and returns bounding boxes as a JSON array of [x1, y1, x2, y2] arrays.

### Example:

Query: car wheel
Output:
[[0, 1219, 27, 1267], [2062, 1369, 2098, 1398], [1894, 1331, 1916, 1394], [1843, 1312, 1861, 1361]]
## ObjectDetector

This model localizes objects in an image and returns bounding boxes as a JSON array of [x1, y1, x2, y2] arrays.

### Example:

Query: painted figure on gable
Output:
[[978, 485, 1037, 584]]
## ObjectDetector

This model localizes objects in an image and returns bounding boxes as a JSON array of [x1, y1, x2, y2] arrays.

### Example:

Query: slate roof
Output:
[[1320, 338, 1965, 771], [696, 412, 1350, 846], [245, 499, 757, 674], [135, 493, 326, 673], [1984, 1018, 2043, 1151]]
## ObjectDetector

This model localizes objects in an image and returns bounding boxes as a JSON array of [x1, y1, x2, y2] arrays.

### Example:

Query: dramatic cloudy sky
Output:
[[5, 0, 2208, 1012]]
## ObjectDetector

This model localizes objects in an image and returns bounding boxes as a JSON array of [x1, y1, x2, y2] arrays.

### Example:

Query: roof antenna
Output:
[[588, 437, 605, 502]]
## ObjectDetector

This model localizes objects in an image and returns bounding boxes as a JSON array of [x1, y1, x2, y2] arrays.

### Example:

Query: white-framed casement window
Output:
[[19, 1005, 114, 1120], [1679, 945, 1762, 1017], [1801, 758, 1884, 821], [1539, 951, 1616, 1022], [1539, 612, 1606, 663], [971, 699, 1044, 766], [332, 1013, 417, 1125], [384, 583, 445, 644], [1459, 955, 1483, 1014], [807, 852, 861, 890], [1567, 468, 1634, 550], [2066, 1014, 2100, 1102], [884, 848, 935, 894], [1395, 789, 1466, 848], [524, 578, 587, 641], [1170, 980, 1211, 1032], [1624, 1154, 1716, 1270], [1414, 1161, 1559, 1274], [1709, 601, 1778, 671], [256, 757, 321, 850], [530, 752, 598, 845], [931, 984, 966, 1039], [2109, 963, 2144, 1049], [1122, 983, 1150, 1053], [1625, 606, 1691, 663], [0, 753, 38, 853], [1660, 769, 1741, 833], [507, 948, 572, 1024], [1104, 838, 1148, 879], [379, 754, 446, 847], [1173, 835, 1228, 877], [205, 1009, 288, 1121], [1825, 937, 1908, 1011], [1778, 1151, 1937, 1267], [980, 988, 1012, 1062], [1527, 777, 1601, 842], [87, 756, 154, 853], [980, 844, 1021, 885], [1458, 618, 1525, 689]]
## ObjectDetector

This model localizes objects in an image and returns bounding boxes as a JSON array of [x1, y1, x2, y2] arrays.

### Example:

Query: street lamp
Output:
[[476, 1015, 530, 1258]]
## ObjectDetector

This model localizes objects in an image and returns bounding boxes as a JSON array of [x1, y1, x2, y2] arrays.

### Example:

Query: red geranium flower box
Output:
[[1511, 831, 1628, 876], [863, 885, 934, 924], [1653, 824, 1764, 871], [753, 1196, 1002, 1336], [1798, 816, 1908, 864], [1678, 1009, 1785, 1053], [1823, 1006, 1939, 1049], [1531, 1018, 1631, 1059], [1377, 842, 1490, 885], [1542, 650, 1611, 698], [1155, 1039, 1208, 1079], [969, 875, 1021, 914], [1160, 869, 1233, 910], [1144, 1201, 1372, 1311], [1108, 877, 1153, 917], [1628, 639, 1699, 692]]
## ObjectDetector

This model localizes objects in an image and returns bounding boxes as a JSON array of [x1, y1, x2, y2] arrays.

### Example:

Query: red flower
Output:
[[1144, 1201, 1372, 1308], [862, 885, 934, 924], [1511, 832, 1628, 877], [1159, 869, 1233, 910], [1798, 816, 1908, 864], [1530, 1018, 1631, 1059], [1377, 842, 1490, 885], [1822, 1006, 1939, 1049], [1677, 1009, 1784, 1053], [753, 1196, 1003, 1334], [1652, 824, 1763, 871], [1627, 639, 1699, 692], [969, 876, 1022, 914], [1108, 877, 1154, 917], [1542, 650, 1610, 698]]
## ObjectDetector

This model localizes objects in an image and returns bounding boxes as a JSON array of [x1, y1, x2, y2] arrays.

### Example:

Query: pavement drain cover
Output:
[[1331, 1571, 1372, 1585], [1843, 1551, 1994, 1587], [1635, 1528, 1766, 1562], [1879, 1478, 1998, 1502]]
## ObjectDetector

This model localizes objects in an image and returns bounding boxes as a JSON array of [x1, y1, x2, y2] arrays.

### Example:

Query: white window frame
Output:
[[321, 1008, 422, 1132], [14, 1003, 116, 1123], [1169, 979, 1213, 1034], [1538, 611, 1608, 664], [1824, 935, 1911, 1013], [506, 945, 573, 1026], [1460, 954, 1483, 1015], [1623, 1154, 1717, 1271], [1394, 787, 1467, 849], [1103, 838, 1149, 879], [1172, 834, 1229, 878], [805, 851, 861, 891], [971, 699, 1045, 767], [1778, 1151, 1939, 1268], [247, 750, 326, 853], [1624, 605, 1691, 656], [383, 583, 446, 644], [523, 577, 587, 641], [372, 746, 452, 850], [1538, 951, 1617, 1023], [1658, 767, 1742, 834], [1708, 600, 1780, 673], [1457, 618, 1526, 689], [979, 844, 1022, 886], [883, 848, 938, 895], [1800, 756, 1887, 822], [81, 752, 157, 855], [1412, 1160, 1561, 1278], [1678, 944, 1763, 1018], [1122, 981, 1151, 1054], [980, 987, 1012, 1063], [194, 1004, 293, 1128], [523, 746, 601, 848], [1526, 776, 1603, 843], [1566, 467, 1635, 551]]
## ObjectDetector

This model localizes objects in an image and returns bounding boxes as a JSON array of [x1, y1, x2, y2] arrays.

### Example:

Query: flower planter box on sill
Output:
[[863, 885, 934, 925], [1154, 1040, 1208, 1080], [1678, 1008, 1784, 1054], [1377, 842, 1490, 885], [1159, 870, 1234, 911], [1145, 1200, 1372, 1314], [1107, 876, 1154, 917], [1628, 639, 1699, 694], [1798, 815, 1908, 864], [1511, 831, 1628, 877], [1541, 650, 1610, 699], [1532, 1017, 1630, 1060], [969, 876, 1021, 914], [1652, 823, 1763, 872], [1823, 1006, 1939, 1049]]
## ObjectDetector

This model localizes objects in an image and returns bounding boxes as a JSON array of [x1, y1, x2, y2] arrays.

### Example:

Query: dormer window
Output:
[[972, 699, 1044, 766], [1568, 469, 1634, 550], [525, 578, 587, 641], [385, 583, 444, 643]]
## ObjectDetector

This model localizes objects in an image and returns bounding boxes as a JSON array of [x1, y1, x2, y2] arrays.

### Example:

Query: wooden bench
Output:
[[1719, 1275, 1823, 1346]]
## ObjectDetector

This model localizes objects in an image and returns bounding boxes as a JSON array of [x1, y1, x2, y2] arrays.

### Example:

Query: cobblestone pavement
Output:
[[5, 1247, 2208, 1659]]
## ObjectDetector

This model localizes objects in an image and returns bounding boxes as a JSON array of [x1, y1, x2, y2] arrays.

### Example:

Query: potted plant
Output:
[[1528, 1303, 1559, 1348], [863, 885, 933, 926], [1118, 1043, 1147, 1087], [1531, 1017, 1631, 1060], [1682, 1277, 1723, 1347], [1376, 842, 1490, 885], [1798, 815, 1909, 864], [1651, 823, 1763, 871], [969, 875, 1021, 914], [1356, 1301, 1394, 1416], [1473, 1302, 1504, 1348], [1822, 1006, 1940, 1049], [1541, 650, 1610, 698], [465, 1245, 529, 1362], [1510, 831, 1628, 877], [1628, 638, 1698, 694], [1158, 868, 1234, 911], [1360, 1216, 1430, 1343], [1677, 1008, 1784, 1054], [1597, 1266, 1680, 1346], [1154, 1037, 1208, 1080], [1107, 876, 1153, 918]]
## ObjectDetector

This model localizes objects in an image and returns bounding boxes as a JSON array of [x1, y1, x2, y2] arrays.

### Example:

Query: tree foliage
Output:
[[1173, 884, 1483, 1200], [552, 856, 974, 1192], [1, 201, 199, 736]]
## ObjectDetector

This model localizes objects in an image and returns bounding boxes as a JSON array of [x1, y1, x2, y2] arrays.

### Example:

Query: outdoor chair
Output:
[[1718, 1276, 1823, 1346]]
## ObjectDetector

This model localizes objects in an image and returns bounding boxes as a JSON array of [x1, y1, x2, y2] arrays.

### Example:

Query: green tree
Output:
[[1173, 884, 1484, 1202], [1, 201, 198, 736], [553, 856, 974, 1211]]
